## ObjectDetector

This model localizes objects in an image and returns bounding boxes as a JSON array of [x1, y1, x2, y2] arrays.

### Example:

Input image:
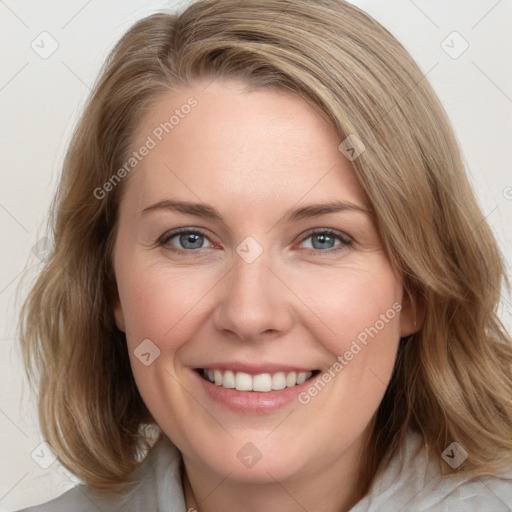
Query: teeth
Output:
[[271, 372, 287, 390], [235, 372, 253, 391], [203, 369, 313, 392], [252, 373, 271, 392], [286, 371, 297, 387], [223, 370, 235, 389], [297, 372, 308, 384]]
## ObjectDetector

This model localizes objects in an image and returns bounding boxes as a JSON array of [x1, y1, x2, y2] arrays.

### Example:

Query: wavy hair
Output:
[[18, 0, 512, 494]]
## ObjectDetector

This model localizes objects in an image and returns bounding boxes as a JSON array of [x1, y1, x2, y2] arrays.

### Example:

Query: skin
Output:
[[112, 79, 419, 512]]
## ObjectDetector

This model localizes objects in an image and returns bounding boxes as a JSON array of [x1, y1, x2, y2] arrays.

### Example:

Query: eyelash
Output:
[[157, 227, 353, 256]]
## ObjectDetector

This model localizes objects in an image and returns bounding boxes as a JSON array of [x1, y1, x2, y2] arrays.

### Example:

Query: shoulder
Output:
[[15, 435, 186, 512], [15, 484, 117, 512], [350, 429, 512, 511]]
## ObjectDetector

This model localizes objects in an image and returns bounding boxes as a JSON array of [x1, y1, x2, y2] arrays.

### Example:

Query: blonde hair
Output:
[[19, 0, 512, 495]]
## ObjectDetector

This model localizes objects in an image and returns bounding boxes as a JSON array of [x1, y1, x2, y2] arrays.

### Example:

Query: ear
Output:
[[113, 296, 126, 332], [399, 288, 425, 338]]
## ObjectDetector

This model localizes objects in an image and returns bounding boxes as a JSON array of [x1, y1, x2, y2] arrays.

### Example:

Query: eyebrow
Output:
[[139, 199, 371, 223]]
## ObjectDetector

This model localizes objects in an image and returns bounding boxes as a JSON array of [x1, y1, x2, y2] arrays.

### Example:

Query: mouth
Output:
[[195, 368, 321, 392]]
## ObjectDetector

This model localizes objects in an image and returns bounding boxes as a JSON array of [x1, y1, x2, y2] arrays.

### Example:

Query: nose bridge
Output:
[[213, 247, 292, 340]]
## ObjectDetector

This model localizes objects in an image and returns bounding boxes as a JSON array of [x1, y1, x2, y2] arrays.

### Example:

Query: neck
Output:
[[182, 444, 370, 512]]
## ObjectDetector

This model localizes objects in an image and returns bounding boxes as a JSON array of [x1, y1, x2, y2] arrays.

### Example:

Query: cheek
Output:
[[115, 266, 203, 426], [117, 250, 403, 366], [291, 259, 403, 415], [116, 262, 212, 344], [292, 259, 403, 354]]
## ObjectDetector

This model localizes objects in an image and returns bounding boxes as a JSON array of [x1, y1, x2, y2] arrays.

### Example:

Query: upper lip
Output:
[[195, 362, 317, 375]]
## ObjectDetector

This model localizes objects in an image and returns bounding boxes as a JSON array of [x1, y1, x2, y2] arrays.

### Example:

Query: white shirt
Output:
[[18, 429, 512, 511]]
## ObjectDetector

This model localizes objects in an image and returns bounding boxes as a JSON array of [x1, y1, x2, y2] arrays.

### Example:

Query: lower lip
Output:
[[193, 370, 316, 413]]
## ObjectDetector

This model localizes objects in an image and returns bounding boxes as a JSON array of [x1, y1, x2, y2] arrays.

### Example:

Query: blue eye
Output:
[[158, 228, 352, 256], [299, 229, 352, 253], [159, 229, 212, 253]]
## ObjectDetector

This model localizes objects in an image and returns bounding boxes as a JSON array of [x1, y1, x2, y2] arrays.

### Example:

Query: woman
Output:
[[17, 0, 512, 510]]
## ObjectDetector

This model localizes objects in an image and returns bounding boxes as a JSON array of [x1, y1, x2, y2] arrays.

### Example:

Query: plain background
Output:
[[1, 1, 511, 510]]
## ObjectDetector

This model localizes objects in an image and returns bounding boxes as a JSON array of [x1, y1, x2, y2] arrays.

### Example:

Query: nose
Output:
[[212, 250, 294, 342]]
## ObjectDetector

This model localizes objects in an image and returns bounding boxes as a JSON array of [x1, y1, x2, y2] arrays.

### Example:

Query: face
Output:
[[112, 79, 417, 488]]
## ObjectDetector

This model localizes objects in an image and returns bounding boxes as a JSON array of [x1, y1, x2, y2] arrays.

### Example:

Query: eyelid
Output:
[[297, 228, 352, 245], [158, 227, 352, 256], [158, 227, 218, 255], [158, 226, 212, 245], [295, 228, 353, 255]]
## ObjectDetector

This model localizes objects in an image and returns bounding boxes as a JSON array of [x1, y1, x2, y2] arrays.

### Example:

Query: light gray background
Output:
[[1, 1, 511, 510]]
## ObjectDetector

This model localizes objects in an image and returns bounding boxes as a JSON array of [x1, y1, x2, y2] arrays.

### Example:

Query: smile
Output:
[[198, 368, 320, 392]]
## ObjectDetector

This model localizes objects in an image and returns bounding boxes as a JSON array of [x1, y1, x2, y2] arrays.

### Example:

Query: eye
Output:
[[158, 228, 215, 254], [298, 229, 352, 253], [157, 227, 352, 256]]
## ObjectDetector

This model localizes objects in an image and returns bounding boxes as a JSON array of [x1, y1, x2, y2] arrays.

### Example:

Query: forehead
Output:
[[122, 79, 369, 215]]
